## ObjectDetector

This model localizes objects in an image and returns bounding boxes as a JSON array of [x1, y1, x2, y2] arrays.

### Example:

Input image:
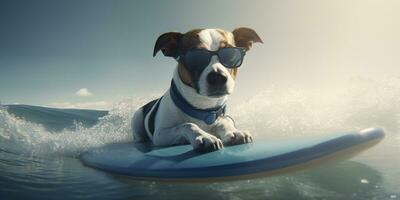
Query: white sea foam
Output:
[[232, 77, 400, 138], [0, 97, 153, 156]]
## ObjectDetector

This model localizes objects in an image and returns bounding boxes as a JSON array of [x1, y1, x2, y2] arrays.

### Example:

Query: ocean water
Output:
[[0, 77, 399, 200]]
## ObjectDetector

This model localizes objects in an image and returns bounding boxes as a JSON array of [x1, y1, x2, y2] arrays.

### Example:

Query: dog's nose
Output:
[[207, 71, 227, 86]]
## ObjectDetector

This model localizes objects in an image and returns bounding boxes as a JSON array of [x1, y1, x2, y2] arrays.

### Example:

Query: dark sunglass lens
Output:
[[218, 48, 243, 68], [184, 50, 210, 71]]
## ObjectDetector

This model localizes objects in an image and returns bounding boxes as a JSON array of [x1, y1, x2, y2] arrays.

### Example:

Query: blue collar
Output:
[[170, 80, 227, 125]]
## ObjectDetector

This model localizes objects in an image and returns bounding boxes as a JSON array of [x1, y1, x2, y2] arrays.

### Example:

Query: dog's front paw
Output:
[[223, 130, 253, 145], [193, 134, 224, 152]]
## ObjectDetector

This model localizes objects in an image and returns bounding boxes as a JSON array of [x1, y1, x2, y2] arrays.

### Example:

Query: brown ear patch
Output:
[[153, 32, 183, 58], [232, 27, 263, 51]]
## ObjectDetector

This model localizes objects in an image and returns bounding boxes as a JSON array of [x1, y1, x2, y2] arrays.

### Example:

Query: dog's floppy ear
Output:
[[153, 32, 183, 58], [232, 27, 263, 51]]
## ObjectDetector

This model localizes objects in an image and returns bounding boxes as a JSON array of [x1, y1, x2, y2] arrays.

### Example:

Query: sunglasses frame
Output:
[[178, 47, 246, 70]]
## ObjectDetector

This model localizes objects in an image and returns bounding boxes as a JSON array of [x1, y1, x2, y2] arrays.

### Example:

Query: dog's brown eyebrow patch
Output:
[[219, 41, 235, 48], [219, 41, 228, 48], [216, 29, 235, 47]]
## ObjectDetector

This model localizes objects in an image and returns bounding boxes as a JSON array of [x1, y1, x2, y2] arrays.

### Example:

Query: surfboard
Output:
[[80, 127, 384, 182]]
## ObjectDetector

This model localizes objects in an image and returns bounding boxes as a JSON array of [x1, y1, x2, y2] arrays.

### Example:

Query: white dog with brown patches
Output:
[[132, 27, 263, 152]]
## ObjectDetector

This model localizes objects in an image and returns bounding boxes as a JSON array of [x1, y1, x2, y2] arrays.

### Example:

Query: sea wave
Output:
[[1, 77, 399, 156]]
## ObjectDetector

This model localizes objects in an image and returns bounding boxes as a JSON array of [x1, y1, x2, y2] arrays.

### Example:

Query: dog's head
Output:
[[153, 28, 263, 98]]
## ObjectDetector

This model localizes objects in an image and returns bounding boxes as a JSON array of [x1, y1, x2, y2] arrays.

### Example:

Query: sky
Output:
[[0, 0, 399, 109]]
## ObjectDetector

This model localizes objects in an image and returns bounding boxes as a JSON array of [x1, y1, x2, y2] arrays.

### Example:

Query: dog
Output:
[[132, 27, 263, 152]]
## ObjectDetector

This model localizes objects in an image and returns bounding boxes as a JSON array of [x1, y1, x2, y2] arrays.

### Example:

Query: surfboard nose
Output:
[[359, 127, 385, 141]]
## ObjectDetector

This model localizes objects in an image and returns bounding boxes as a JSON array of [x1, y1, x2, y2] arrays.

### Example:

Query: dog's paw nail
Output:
[[217, 140, 224, 149], [245, 136, 251, 143]]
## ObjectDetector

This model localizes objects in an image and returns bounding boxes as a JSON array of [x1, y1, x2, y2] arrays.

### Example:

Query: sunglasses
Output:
[[178, 47, 246, 71]]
